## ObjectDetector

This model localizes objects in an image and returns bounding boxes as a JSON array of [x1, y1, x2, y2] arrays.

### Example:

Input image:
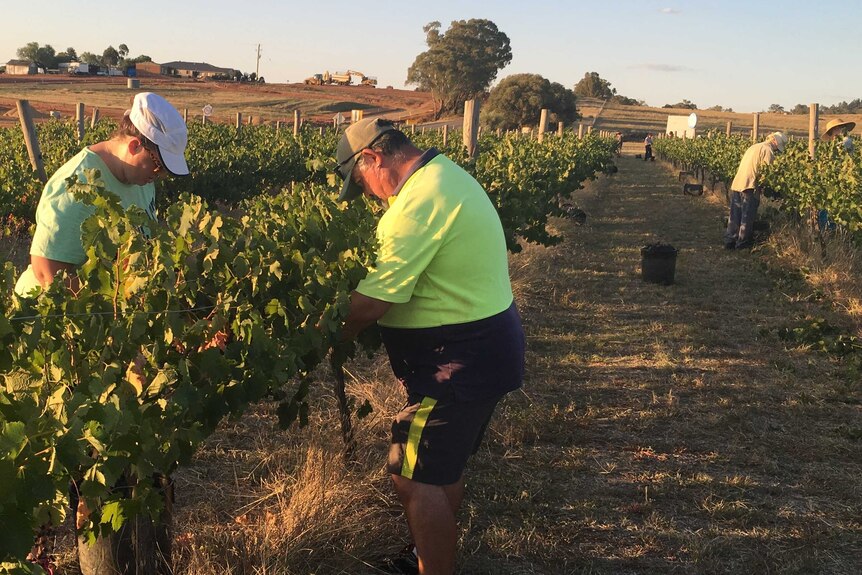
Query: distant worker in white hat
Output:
[[724, 131, 787, 250], [15, 92, 190, 297], [822, 118, 855, 153]]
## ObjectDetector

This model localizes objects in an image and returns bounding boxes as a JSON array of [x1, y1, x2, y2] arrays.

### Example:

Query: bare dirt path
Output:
[[469, 142, 862, 573]]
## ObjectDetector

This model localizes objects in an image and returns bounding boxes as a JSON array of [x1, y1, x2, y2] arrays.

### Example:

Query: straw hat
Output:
[[823, 118, 856, 139]]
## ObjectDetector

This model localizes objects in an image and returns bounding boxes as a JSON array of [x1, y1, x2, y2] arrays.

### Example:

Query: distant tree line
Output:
[[755, 101, 862, 114], [13, 41, 152, 70], [8, 41, 259, 81], [663, 99, 698, 110], [788, 100, 862, 114]]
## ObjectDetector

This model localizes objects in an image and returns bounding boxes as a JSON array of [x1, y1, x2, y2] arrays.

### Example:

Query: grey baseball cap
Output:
[[335, 118, 397, 202]]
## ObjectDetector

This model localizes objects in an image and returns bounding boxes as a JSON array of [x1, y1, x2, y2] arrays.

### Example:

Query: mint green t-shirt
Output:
[[356, 153, 513, 329], [15, 148, 156, 297]]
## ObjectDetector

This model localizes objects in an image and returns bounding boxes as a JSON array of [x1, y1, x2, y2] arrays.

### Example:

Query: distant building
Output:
[[134, 61, 169, 76], [160, 61, 236, 79], [6, 59, 38, 75]]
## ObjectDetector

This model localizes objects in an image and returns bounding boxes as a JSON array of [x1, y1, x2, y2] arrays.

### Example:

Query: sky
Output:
[[2, 0, 860, 114]]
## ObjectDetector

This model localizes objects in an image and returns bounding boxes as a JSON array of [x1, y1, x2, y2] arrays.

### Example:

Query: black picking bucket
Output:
[[641, 244, 678, 285]]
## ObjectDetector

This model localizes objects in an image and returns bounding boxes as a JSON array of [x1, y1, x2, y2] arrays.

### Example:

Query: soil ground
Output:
[[0, 75, 437, 128]]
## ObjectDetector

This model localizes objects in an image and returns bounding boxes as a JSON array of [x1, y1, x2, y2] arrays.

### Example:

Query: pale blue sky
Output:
[[3, 0, 859, 113]]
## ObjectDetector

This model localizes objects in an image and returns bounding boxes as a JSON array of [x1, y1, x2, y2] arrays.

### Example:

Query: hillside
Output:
[[2, 77, 859, 139], [0, 75, 437, 127]]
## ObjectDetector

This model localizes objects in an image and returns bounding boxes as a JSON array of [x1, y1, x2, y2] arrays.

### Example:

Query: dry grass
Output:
[[49, 141, 862, 574], [0, 76, 435, 128]]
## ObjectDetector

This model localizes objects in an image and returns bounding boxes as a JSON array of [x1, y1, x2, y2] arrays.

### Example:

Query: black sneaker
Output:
[[378, 544, 419, 575]]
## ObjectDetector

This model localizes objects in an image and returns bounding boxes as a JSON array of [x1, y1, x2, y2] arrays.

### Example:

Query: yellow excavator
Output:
[[348, 70, 378, 87]]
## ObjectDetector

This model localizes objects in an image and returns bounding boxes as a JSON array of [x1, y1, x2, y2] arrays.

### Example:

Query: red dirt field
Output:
[[0, 75, 437, 127]]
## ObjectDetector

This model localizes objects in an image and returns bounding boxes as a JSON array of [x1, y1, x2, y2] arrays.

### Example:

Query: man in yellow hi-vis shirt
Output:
[[335, 118, 525, 575]]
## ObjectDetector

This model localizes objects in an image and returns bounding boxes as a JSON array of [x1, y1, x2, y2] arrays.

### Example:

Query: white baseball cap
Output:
[[128, 92, 189, 176], [769, 131, 788, 153]]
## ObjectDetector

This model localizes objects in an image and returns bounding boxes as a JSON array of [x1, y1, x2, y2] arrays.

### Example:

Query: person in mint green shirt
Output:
[[15, 92, 190, 297], [335, 118, 525, 575]]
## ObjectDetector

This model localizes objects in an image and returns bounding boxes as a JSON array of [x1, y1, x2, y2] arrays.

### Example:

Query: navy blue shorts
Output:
[[380, 303, 524, 485], [379, 302, 525, 402], [387, 391, 503, 485]]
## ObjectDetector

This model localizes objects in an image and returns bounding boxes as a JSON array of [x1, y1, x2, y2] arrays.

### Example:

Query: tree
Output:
[[664, 99, 697, 109], [127, 55, 153, 64], [102, 46, 120, 66], [481, 74, 579, 131], [16, 42, 39, 62], [56, 49, 76, 64], [546, 81, 578, 124], [79, 52, 101, 66], [610, 95, 641, 106], [16, 42, 57, 68], [767, 103, 785, 114], [407, 19, 512, 119], [66, 47, 78, 61], [118, 44, 129, 59], [573, 72, 616, 99]]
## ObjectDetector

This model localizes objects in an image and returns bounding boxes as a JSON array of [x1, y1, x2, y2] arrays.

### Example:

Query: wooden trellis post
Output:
[[294, 110, 301, 136], [16, 100, 47, 183], [463, 99, 480, 159], [752, 112, 760, 142], [809, 103, 819, 159], [76, 103, 85, 141], [577, 124, 584, 139], [90, 108, 100, 129], [537, 109, 548, 143], [442, 124, 449, 147], [236, 112, 243, 132], [726, 121, 732, 137], [557, 122, 564, 137]]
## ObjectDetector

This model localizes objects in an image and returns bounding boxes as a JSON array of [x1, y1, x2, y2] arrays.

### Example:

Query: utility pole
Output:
[[255, 44, 261, 79]]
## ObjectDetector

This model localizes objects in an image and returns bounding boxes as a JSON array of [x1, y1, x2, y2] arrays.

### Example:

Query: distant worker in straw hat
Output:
[[724, 131, 787, 250], [335, 118, 525, 575], [822, 118, 855, 153], [817, 118, 856, 230]]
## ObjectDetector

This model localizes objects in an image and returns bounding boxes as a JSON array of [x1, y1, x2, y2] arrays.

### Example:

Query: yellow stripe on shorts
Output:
[[401, 396, 438, 480]]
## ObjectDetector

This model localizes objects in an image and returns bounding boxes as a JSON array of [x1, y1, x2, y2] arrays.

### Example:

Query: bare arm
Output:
[[30, 255, 80, 293], [341, 291, 392, 340]]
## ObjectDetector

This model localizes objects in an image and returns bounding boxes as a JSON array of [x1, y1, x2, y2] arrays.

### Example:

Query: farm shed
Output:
[[5, 59, 38, 75], [134, 61, 169, 76], [161, 61, 236, 79]]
